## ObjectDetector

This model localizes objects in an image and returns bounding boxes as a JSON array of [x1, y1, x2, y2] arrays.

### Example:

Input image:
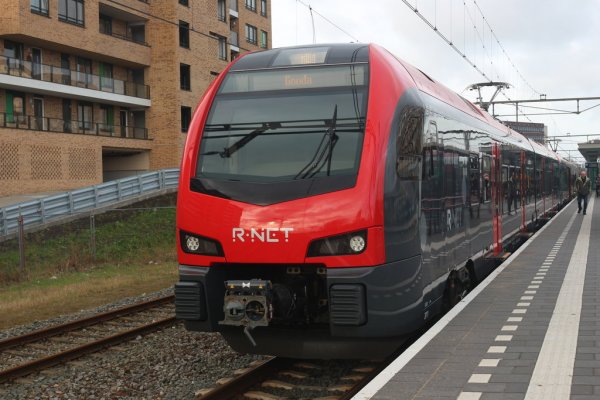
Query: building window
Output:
[[5, 92, 26, 125], [58, 0, 85, 26], [179, 0, 189, 5], [77, 102, 93, 131], [218, 37, 227, 60], [76, 57, 92, 86], [260, 30, 268, 49], [245, 0, 256, 12], [260, 0, 267, 16], [180, 63, 191, 91], [130, 25, 146, 44], [62, 99, 72, 132], [99, 62, 114, 90], [245, 24, 257, 45], [32, 97, 45, 130], [99, 104, 114, 132], [217, 0, 226, 22], [31, 0, 49, 15], [61, 53, 71, 85], [181, 106, 192, 132], [31, 48, 42, 80], [3, 40, 24, 71], [179, 20, 190, 48], [99, 14, 112, 35]]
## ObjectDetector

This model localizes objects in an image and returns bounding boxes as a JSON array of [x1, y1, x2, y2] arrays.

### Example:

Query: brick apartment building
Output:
[[0, 0, 271, 196]]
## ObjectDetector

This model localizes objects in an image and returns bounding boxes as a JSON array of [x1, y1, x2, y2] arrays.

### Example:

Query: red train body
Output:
[[175, 44, 576, 359]]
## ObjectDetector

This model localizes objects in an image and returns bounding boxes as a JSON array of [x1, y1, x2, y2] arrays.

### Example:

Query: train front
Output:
[[176, 44, 417, 359]]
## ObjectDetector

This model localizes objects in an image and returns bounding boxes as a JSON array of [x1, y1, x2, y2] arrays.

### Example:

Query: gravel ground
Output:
[[0, 288, 264, 399], [0, 288, 175, 341]]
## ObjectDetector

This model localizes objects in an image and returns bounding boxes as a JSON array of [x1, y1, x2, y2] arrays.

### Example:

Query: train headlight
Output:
[[307, 230, 367, 257], [349, 235, 366, 253], [186, 236, 200, 252], [180, 231, 224, 256]]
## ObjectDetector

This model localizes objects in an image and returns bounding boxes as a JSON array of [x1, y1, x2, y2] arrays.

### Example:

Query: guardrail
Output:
[[0, 169, 179, 237]]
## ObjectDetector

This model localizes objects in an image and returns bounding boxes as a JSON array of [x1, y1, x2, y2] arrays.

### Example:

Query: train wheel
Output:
[[443, 266, 472, 310]]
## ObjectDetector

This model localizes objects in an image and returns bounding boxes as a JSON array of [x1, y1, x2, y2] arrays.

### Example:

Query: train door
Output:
[[542, 157, 547, 215], [421, 120, 444, 305], [520, 150, 526, 231], [470, 152, 493, 257], [442, 149, 467, 275], [491, 143, 502, 255], [442, 150, 454, 274], [501, 164, 509, 215], [456, 154, 469, 265], [524, 152, 535, 225]]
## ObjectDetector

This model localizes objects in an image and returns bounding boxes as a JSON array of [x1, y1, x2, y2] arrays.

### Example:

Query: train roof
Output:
[[374, 44, 561, 159], [232, 43, 563, 162], [230, 43, 369, 71]]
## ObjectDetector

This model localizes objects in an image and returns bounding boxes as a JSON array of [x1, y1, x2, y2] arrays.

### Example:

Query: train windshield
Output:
[[196, 64, 369, 182]]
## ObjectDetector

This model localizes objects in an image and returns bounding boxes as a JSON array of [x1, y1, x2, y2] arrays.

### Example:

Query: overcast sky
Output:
[[271, 0, 600, 162]]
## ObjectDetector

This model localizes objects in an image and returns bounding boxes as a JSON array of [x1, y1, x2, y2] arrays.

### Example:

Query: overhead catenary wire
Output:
[[309, 5, 316, 43], [400, 0, 492, 81], [472, 0, 542, 97], [295, 0, 361, 42], [401, 0, 543, 120]]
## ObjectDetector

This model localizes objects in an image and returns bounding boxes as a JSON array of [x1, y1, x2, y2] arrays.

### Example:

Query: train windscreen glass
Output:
[[197, 64, 368, 182]]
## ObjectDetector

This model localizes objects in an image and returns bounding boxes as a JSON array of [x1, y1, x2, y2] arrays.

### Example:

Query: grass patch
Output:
[[0, 196, 179, 329], [0, 261, 178, 330], [0, 207, 177, 286]]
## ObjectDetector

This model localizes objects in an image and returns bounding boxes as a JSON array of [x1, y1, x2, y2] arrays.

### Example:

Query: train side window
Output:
[[482, 155, 491, 202], [422, 120, 437, 179], [396, 107, 424, 180], [469, 154, 480, 205]]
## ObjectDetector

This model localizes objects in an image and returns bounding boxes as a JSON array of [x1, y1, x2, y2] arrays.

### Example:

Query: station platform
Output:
[[354, 197, 599, 400]]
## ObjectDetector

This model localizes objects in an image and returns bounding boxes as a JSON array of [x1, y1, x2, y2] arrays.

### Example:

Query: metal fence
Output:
[[0, 168, 180, 237]]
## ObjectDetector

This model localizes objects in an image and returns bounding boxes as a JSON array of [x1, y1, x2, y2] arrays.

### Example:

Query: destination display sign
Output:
[[219, 65, 368, 93]]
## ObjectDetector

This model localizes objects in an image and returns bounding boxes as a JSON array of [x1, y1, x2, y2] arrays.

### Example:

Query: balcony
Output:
[[0, 55, 150, 105], [0, 113, 148, 139], [100, 26, 148, 47], [97, 3, 149, 53]]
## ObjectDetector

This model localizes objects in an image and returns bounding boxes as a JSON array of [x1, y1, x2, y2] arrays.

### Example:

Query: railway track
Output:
[[195, 314, 438, 400], [196, 353, 399, 400], [0, 295, 177, 384]]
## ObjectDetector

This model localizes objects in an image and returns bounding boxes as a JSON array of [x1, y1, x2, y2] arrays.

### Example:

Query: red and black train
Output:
[[175, 43, 576, 359]]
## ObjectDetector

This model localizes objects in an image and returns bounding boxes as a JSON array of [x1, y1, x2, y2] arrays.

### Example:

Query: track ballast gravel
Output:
[[0, 288, 264, 399]]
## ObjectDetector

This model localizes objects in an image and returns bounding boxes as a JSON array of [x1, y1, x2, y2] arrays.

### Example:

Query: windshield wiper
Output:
[[201, 122, 281, 158], [294, 105, 338, 180]]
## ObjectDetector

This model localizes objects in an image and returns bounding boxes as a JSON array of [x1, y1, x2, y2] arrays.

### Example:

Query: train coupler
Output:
[[219, 279, 273, 332]]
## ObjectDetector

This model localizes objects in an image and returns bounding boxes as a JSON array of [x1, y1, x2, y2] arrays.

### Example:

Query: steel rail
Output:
[[0, 295, 174, 351], [0, 316, 177, 383], [197, 357, 292, 400]]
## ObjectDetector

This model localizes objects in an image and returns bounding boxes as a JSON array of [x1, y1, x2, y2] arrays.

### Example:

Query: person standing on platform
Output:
[[596, 173, 600, 197], [576, 170, 591, 215]]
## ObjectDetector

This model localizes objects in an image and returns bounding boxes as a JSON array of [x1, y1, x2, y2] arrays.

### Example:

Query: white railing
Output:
[[0, 168, 179, 236]]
